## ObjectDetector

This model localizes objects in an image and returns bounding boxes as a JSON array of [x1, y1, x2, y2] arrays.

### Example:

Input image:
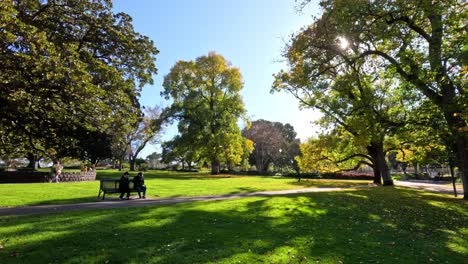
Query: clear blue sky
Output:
[[112, 0, 322, 158]]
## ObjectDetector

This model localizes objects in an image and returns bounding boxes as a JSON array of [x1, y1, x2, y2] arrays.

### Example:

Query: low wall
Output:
[[59, 172, 96, 182], [0, 171, 96, 183]]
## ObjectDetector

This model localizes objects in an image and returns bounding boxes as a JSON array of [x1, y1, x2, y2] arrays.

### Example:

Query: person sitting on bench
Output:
[[133, 172, 147, 199], [119, 172, 131, 200]]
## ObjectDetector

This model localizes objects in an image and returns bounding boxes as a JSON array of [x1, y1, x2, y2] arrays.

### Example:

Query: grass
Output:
[[0, 187, 466, 263], [0, 170, 371, 207]]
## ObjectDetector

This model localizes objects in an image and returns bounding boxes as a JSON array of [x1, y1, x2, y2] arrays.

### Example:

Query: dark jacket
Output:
[[119, 175, 130, 191], [133, 175, 145, 187]]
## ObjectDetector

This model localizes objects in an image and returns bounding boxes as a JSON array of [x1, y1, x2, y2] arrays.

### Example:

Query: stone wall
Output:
[[0, 171, 96, 183], [59, 172, 96, 182]]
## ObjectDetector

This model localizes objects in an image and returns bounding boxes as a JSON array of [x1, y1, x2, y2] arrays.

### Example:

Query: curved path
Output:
[[0, 181, 462, 217], [394, 180, 463, 195], [0, 186, 360, 217]]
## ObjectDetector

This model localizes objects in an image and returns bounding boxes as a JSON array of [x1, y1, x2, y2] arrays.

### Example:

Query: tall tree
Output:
[[274, 49, 409, 185], [146, 152, 163, 169], [0, 0, 159, 165], [242, 120, 300, 174], [294, 0, 467, 196], [161, 134, 201, 170], [162, 52, 247, 174], [127, 106, 163, 171]]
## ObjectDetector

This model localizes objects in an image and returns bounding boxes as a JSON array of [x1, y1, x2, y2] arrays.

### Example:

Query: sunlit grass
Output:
[[0, 187, 465, 263], [0, 170, 371, 207]]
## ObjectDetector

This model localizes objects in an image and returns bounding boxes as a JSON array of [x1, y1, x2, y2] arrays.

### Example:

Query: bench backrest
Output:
[[100, 179, 135, 190]]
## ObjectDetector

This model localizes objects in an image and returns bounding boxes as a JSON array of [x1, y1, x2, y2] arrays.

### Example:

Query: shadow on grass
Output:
[[0, 187, 466, 263], [95, 170, 238, 181], [289, 179, 372, 188], [24, 196, 102, 207]]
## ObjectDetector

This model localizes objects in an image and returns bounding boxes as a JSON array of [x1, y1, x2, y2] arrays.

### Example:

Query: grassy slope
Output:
[[0, 187, 466, 263], [0, 170, 370, 207]]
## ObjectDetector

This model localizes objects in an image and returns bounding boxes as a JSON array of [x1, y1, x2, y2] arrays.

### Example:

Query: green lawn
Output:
[[0, 187, 466, 263], [0, 170, 371, 207]]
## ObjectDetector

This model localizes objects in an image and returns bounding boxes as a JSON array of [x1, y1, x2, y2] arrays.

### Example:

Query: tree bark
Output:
[[262, 161, 270, 174], [129, 155, 135, 171], [368, 142, 393, 186], [443, 110, 467, 200], [367, 147, 381, 184], [449, 164, 457, 198], [402, 163, 408, 180], [376, 149, 393, 186], [372, 165, 382, 185], [211, 160, 220, 174], [26, 152, 38, 170], [455, 135, 467, 200]]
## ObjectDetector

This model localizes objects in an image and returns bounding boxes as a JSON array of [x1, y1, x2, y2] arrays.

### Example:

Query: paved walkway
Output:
[[0, 181, 462, 217], [394, 180, 463, 195], [0, 187, 357, 217]]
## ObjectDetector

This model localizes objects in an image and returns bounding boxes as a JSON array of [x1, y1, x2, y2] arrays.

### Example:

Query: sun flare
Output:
[[337, 36, 349, 50]]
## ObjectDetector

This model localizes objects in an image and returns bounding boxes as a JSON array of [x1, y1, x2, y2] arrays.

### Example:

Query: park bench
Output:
[[98, 179, 140, 200]]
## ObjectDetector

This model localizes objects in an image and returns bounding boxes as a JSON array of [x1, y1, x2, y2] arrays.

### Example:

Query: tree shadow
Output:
[[289, 179, 372, 188], [0, 187, 466, 263], [24, 196, 103, 207]]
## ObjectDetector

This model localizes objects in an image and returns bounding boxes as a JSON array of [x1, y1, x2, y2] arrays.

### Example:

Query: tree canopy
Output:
[[0, 0, 159, 163], [162, 52, 249, 174], [275, 0, 466, 192], [242, 119, 300, 174]]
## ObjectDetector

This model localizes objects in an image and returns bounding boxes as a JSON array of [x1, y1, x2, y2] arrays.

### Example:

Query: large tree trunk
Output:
[[376, 150, 393, 186], [443, 111, 467, 199], [129, 154, 136, 171], [402, 163, 408, 180], [368, 142, 393, 186], [455, 135, 467, 200], [367, 147, 381, 184], [26, 152, 38, 170], [449, 163, 458, 198], [372, 165, 382, 185], [118, 159, 123, 171], [211, 160, 220, 174], [262, 161, 270, 174]]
